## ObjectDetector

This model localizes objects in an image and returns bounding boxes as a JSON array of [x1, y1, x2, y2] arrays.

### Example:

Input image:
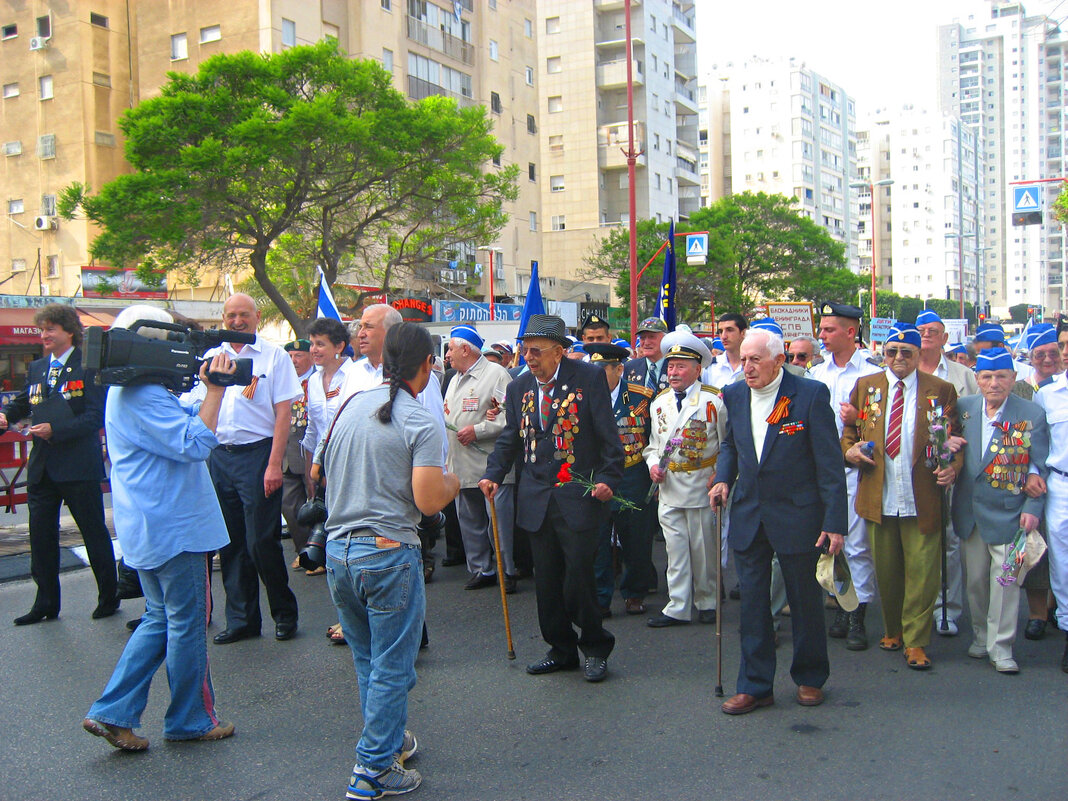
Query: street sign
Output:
[[869, 317, 893, 343], [765, 302, 815, 338], [685, 233, 708, 265], [1013, 186, 1040, 213]]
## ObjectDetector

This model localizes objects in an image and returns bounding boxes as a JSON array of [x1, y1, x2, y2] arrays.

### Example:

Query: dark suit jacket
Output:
[[484, 357, 624, 531], [715, 369, 847, 554], [841, 370, 962, 535], [624, 356, 667, 393], [1, 347, 105, 484]]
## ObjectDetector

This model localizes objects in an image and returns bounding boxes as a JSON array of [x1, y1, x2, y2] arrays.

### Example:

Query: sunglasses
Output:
[[790, 353, 812, 362], [883, 348, 916, 359], [521, 344, 556, 358]]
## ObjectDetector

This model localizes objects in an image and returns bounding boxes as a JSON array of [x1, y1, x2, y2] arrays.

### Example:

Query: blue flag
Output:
[[516, 261, 546, 366], [316, 266, 342, 321], [657, 219, 677, 331]]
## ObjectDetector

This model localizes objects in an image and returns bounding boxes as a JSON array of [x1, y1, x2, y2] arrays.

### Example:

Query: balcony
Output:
[[676, 155, 699, 185], [598, 121, 646, 169], [597, 58, 643, 89], [674, 83, 698, 114], [594, 0, 641, 10], [672, 7, 696, 44], [408, 75, 476, 108], [407, 16, 474, 65]]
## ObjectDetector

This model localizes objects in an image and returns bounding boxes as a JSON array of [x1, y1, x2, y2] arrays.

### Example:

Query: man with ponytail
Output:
[[314, 322, 459, 800]]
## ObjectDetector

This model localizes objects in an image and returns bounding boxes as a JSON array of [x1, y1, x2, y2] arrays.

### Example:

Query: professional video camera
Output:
[[84, 319, 255, 392]]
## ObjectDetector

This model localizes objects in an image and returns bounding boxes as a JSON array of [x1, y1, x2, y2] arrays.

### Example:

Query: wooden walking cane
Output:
[[714, 505, 724, 698], [939, 487, 949, 633], [488, 496, 516, 660]]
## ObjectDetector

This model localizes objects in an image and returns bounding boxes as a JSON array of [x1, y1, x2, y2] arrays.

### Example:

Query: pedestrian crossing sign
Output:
[[1013, 186, 1040, 213], [685, 233, 708, 265]]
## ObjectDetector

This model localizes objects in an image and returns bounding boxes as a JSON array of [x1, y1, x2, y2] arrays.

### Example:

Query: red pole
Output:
[[869, 182, 877, 320], [625, 0, 638, 342], [488, 250, 495, 320]]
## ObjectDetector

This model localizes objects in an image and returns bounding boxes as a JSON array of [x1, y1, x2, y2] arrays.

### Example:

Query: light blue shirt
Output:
[[105, 383, 230, 570]]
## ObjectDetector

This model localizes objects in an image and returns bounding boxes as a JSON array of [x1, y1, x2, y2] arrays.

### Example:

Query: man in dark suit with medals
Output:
[[0, 304, 116, 625], [624, 317, 670, 393], [481, 315, 625, 682]]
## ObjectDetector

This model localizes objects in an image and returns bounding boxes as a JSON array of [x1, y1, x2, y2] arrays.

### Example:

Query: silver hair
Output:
[[363, 303, 402, 330], [790, 334, 820, 353], [111, 305, 173, 341], [743, 327, 785, 357]]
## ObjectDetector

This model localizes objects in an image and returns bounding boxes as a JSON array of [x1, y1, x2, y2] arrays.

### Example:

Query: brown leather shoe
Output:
[[797, 685, 824, 706], [83, 718, 149, 751], [721, 693, 774, 715], [624, 598, 647, 615]]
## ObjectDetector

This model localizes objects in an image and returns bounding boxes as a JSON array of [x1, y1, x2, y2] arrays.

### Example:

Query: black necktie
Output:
[[675, 391, 686, 412]]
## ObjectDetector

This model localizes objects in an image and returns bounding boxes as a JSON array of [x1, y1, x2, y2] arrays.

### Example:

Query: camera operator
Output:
[[82, 306, 235, 751], [312, 322, 459, 799]]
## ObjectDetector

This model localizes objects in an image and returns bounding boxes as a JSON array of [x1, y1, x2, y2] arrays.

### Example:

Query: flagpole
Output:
[[488, 250, 495, 321], [625, 0, 638, 343]]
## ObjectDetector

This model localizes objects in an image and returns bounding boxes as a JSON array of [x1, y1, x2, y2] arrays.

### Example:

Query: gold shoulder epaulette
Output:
[[627, 382, 654, 398], [654, 386, 673, 400], [701, 383, 722, 396]]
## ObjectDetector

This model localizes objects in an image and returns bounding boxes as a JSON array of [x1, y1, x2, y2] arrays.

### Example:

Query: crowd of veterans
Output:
[[5, 297, 1068, 799]]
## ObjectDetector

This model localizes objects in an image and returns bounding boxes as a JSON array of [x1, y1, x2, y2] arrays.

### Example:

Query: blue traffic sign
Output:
[[685, 233, 708, 258], [1013, 186, 1041, 213]]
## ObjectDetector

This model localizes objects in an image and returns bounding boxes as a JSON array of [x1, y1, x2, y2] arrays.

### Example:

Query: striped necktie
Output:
[[539, 380, 555, 429], [885, 380, 905, 460]]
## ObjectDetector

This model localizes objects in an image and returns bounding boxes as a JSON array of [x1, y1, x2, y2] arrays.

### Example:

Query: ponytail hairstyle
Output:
[[377, 322, 434, 424]]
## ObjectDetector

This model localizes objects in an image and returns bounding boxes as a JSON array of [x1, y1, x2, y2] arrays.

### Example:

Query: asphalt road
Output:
[[1, 550, 1066, 801]]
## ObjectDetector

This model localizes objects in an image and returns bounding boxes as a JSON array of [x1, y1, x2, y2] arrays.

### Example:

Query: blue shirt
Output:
[[105, 384, 230, 570]]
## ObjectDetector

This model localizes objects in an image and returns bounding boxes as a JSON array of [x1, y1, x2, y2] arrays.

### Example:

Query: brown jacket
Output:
[[841, 370, 962, 535]]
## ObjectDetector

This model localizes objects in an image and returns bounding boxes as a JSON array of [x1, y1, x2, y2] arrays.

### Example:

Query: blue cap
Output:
[[947, 342, 967, 355], [974, 324, 1006, 345], [915, 309, 943, 327], [612, 338, 631, 349], [1026, 323, 1057, 350], [450, 324, 484, 351], [750, 318, 783, 338], [886, 321, 922, 349], [975, 346, 1015, 372], [711, 337, 724, 351], [570, 342, 586, 354]]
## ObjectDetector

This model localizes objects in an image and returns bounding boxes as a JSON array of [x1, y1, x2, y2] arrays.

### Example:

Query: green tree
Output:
[[1008, 303, 1031, 325], [1053, 181, 1068, 226], [60, 41, 514, 335]]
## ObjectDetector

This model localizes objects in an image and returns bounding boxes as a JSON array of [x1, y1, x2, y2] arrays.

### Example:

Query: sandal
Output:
[[904, 646, 932, 670], [328, 623, 347, 645], [878, 635, 902, 651], [305, 566, 326, 576], [290, 556, 302, 570]]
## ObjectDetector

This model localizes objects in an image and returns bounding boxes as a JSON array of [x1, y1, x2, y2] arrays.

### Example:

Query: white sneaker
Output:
[[992, 657, 1019, 674], [347, 759, 422, 799], [935, 619, 958, 637], [966, 642, 988, 659]]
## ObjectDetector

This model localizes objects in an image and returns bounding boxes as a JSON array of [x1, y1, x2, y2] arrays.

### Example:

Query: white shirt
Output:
[[749, 369, 783, 462], [881, 368, 918, 517], [49, 346, 74, 367], [301, 358, 356, 455], [184, 335, 302, 445], [809, 347, 882, 438], [980, 399, 1007, 454], [1036, 373, 1068, 473], [703, 354, 743, 389]]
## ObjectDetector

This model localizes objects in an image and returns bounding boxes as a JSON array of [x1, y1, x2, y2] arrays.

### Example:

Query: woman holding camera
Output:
[[82, 306, 235, 751], [312, 323, 459, 800]]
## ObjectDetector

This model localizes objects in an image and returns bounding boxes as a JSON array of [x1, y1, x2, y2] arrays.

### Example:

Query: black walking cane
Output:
[[939, 487, 949, 634], [714, 505, 724, 698], [489, 496, 516, 660]]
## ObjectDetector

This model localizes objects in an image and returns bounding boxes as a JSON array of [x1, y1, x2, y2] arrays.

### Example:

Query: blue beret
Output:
[[1026, 323, 1057, 350], [750, 318, 783, 338], [450, 324, 484, 350], [975, 346, 1014, 372], [886, 321, 921, 349], [915, 309, 943, 327]]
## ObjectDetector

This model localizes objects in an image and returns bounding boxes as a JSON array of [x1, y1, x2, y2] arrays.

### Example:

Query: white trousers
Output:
[[844, 468, 878, 603], [660, 505, 716, 620], [1043, 472, 1068, 631], [962, 530, 1020, 662]]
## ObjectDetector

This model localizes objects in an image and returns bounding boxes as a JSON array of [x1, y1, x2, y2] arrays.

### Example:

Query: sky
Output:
[[697, 0, 1067, 118]]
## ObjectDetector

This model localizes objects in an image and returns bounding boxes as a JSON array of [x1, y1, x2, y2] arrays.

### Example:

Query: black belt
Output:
[[1049, 465, 1068, 478], [218, 438, 272, 453]]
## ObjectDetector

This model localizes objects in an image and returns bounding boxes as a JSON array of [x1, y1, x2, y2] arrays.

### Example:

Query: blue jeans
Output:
[[87, 551, 219, 739], [327, 535, 425, 771]]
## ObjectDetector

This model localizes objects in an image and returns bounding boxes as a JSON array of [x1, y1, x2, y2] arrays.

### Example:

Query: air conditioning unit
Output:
[[457, 270, 467, 282], [493, 266, 505, 280], [438, 269, 451, 283], [29, 36, 50, 51], [34, 215, 56, 231]]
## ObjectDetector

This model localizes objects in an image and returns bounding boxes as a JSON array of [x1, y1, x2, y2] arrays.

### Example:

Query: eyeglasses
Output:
[[1032, 350, 1060, 361], [790, 353, 812, 362], [521, 344, 556, 358], [883, 348, 917, 359]]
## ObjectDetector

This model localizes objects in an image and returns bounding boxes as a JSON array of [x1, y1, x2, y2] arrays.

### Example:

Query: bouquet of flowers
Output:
[[924, 400, 954, 470], [445, 422, 490, 455], [557, 462, 640, 511], [997, 527, 1047, 587], [646, 436, 684, 501]]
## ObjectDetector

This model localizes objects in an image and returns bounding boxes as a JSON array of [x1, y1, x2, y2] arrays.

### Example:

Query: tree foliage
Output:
[[60, 41, 515, 335], [869, 291, 974, 324], [1053, 181, 1068, 227], [585, 192, 863, 322]]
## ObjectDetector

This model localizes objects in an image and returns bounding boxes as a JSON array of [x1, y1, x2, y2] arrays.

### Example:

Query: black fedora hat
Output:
[[521, 314, 570, 347]]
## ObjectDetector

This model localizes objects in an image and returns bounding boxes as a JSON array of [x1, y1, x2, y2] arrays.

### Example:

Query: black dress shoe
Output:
[[584, 656, 608, 682], [464, 573, 498, 590], [647, 613, 689, 628], [441, 555, 465, 567], [213, 627, 260, 645], [125, 617, 142, 632], [14, 608, 59, 626], [729, 583, 741, 600], [503, 574, 517, 595], [1024, 618, 1047, 641], [92, 599, 121, 620], [1061, 636, 1068, 674], [526, 656, 579, 675], [698, 609, 717, 625], [275, 621, 298, 641]]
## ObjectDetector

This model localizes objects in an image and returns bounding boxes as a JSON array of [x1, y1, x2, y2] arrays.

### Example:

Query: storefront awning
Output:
[[77, 308, 117, 329], [0, 309, 42, 346]]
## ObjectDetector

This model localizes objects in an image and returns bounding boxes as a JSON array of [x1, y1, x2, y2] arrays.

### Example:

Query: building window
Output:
[[38, 75, 53, 100], [323, 22, 339, 39], [8, 199, 24, 215], [489, 0, 496, 8], [94, 131, 115, 147], [38, 134, 55, 159], [46, 255, 58, 278], [525, 66, 534, 86], [92, 72, 112, 87], [381, 0, 391, 9], [491, 151, 500, 167], [281, 18, 296, 47], [551, 215, 566, 231], [489, 39, 498, 61], [526, 114, 536, 134], [11, 258, 25, 273], [529, 211, 537, 231], [528, 162, 536, 182], [90, 12, 108, 28], [41, 194, 56, 216], [382, 48, 393, 73], [36, 15, 50, 39], [654, 173, 661, 190], [546, 16, 560, 34], [4, 140, 21, 156], [549, 175, 565, 193], [524, 18, 532, 37], [2, 83, 18, 99], [549, 134, 563, 152], [2, 24, 17, 39], [490, 91, 501, 113], [171, 32, 187, 60], [548, 95, 562, 113], [547, 56, 561, 74], [200, 25, 221, 44]]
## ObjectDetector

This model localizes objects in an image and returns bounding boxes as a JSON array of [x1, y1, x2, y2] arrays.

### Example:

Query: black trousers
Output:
[[27, 473, 116, 612], [734, 524, 828, 697], [524, 496, 615, 663], [209, 442, 297, 631]]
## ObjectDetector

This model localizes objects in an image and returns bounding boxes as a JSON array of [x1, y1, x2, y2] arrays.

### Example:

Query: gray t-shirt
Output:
[[321, 385, 444, 546]]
